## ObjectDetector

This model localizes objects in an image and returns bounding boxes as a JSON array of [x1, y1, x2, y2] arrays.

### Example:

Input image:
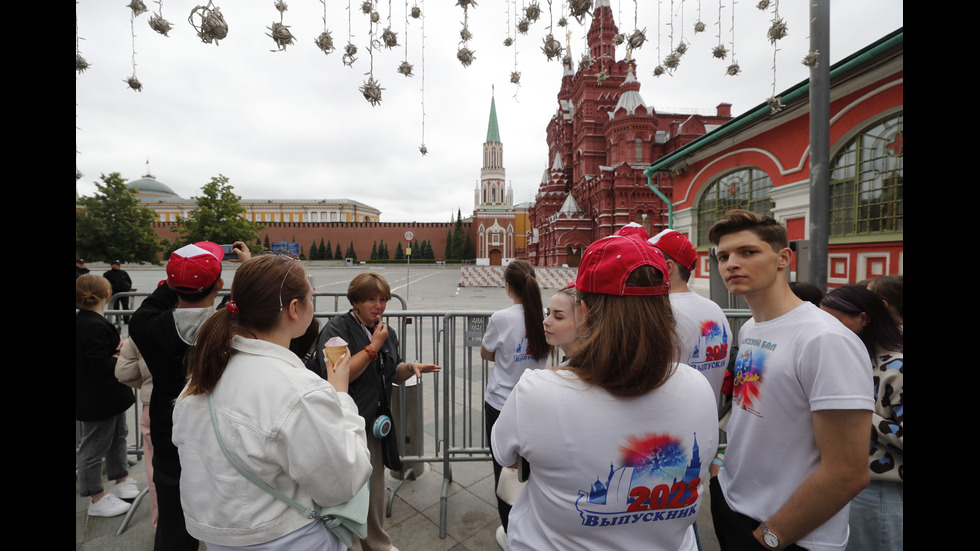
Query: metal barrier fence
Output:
[[100, 291, 753, 539]]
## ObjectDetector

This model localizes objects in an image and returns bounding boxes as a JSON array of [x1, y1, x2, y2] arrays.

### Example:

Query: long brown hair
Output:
[[504, 259, 549, 361], [569, 265, 679, 397], [184, 254, 309, 395]]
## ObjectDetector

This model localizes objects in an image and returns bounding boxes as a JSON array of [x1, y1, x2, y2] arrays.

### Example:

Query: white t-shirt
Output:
[[483, 304, 548, 411], [491, 366, 718, 551], [670, 292, 732, 404], [718, 303, 874, 551]]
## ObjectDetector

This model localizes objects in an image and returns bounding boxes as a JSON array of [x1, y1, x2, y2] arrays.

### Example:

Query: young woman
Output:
[[491, 235, 719, 551], [171, 254, 372, 550], [821, 285, 903, 551], [481, 260, 550, 548], [76, 274, 140, 517], [542, 285, 585, 365], [314, 272, 440, 551]]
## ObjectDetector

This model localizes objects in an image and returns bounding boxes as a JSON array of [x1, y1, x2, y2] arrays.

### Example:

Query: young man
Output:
[[130, 241, 250, 551], [649, 229, 732, 405], [707, 210, 872, 551]]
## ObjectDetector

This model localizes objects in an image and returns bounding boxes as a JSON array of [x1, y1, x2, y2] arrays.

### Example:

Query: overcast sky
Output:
[[75, 0, 903, 223]]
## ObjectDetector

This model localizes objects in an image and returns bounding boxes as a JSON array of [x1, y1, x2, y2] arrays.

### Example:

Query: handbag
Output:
[[208, 394, 369, 548], [496, 456, 530, 506]]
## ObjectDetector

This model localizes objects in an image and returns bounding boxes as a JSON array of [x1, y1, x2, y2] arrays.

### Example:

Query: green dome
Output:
[[127, 173, 184, 200]]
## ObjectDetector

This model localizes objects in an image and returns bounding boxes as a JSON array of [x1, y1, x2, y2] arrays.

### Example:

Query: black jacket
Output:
[[75, 310, 134, 421]]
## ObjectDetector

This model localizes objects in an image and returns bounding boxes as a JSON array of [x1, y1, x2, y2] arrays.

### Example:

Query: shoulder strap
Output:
[[207, 394, 318, 521]]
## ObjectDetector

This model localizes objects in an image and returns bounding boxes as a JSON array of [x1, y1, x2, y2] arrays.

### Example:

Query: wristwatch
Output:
[[760, 521, 780, 549]]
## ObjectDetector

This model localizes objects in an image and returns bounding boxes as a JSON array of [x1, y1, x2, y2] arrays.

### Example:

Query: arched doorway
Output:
[[489, 249, 502, 266], [566, 246, 582, 268]]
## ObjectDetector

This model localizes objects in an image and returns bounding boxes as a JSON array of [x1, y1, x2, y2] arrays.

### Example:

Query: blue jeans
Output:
[[77, 411, 129, 497], [845, 480, 903, 551]]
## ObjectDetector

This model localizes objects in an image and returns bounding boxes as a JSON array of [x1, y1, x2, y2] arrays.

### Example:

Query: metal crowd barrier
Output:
[[100, 290, 753, 540]]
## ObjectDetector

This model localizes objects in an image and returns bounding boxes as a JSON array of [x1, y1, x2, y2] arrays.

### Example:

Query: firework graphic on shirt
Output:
[[733, 346, 766, 412]]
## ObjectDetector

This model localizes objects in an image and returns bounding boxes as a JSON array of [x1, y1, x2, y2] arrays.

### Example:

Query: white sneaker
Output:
[[111, 477, 140, 500], [495, 525, 510, 550], [88, 493, 132, 517]]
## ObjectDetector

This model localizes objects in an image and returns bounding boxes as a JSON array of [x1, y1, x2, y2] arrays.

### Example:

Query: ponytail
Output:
[[504, 260, 549, 361], [184, 307, 234, 395]]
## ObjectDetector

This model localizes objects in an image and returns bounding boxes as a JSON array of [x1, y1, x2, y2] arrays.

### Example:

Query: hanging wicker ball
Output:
[[756, 0, 771, 10], [517, 18, 529, 35], [76, 54, 91, 73], [801, 50, 819, 68], [569, 0, 592, 23], [596, 69, 608, 84], [457, 46, 476, 67], [653, 65, 665, 76], [371, 11, 380, 23], [125, 75, 143, 92], [580, 53, 593, 70], [128, 0, 148, 17], [460, 27, 473, 42], [558, 17, 567, 27], [663, 51, 680, 69], [766, 96, 784, 113], [503, 37, 513, 46], [149, 13, 173, 36], [675, 42, 688, 55], [613, 33, 625, 46], [694, 20, 706, 33], [627, 29, 647, 50], [726, 63, 741, 76], [343, 42, 358, 66], [267, 22, 295, 51], [315, 30, 335, 54], [455, 0, 478, 7], [189, 4, 229, 46], [542, 34, 563, 61], [411, 6, 421, 18], [382, 26, 399, 48], [361, 1, 373, 14], [419, 143, 428, 155], [712, 44, 728, 59], [359, 76, 384, 106], [767, 18, 788, 43], [561, 53, 572, 66], [274, 0, 288, 14], [397, 60, 414, 76], [525, 2, 541, 23], [77, 168, 83, 180], [510, 71, 521, 84]]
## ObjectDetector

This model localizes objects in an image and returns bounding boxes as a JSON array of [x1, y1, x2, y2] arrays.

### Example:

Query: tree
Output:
[[394, 242, 404, 260], [309, 239, 319, 260], [345, 242, 357, 261], [462, 232, 474, 260], [76, 172, 163, 264], [335, 243, 342, 259], [264, 234, 271, 249], [370, 241, 379, 260], [322, 239, 331, 260], [378, 239, 389, 260], [175, 175, 262, 248]]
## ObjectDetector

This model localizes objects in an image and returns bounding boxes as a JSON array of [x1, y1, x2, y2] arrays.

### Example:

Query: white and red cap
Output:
[[614, 222, 651, 241], [648, 229, 697, 271], [575, 234, 670, 296], [166, 242, 224, 293]]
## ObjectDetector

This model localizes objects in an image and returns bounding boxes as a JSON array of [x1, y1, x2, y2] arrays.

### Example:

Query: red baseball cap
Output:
[[575, 235, 670, 296], [648, 229, 697, 271], [166, 242, 224, 293], [614, 222, 651, 241]]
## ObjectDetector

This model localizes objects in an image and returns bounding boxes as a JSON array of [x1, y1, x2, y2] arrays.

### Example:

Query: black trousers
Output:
[[152, 452, 200, 551], [709, 476, 808, 551], [484, 401, 512, 532]]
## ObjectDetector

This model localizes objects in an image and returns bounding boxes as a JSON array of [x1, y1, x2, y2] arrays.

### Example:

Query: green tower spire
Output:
[[486, 92, 501, 144]]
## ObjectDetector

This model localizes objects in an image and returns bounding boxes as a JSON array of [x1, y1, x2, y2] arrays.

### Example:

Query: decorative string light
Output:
[[125, 3, 143, 91], [188, 1, 229, 46], [149, 0, 173, 36], [419, 0, 427, 154], [315, 0, 335, 55], [267, 1, 296, 52]]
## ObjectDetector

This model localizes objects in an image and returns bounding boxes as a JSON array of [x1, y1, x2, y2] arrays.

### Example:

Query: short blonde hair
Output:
[[76, 274, 111, 310]]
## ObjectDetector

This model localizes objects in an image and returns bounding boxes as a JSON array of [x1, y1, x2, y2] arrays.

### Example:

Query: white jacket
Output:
[[172, 336, 371, 547]]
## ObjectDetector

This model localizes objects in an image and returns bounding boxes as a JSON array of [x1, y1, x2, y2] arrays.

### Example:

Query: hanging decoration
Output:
[[712, 0, 727, 58], [188, 1, 229, 46], [315, 0, 335, 55], [765, 0, 786, 112], [725, 0, 740, 75], [694, 0, 705, 32], [456, 0, 476, 67], [398, 0, 413, 75], [525, 1, 541, 23], [149, 0, 173, 36], [343, 0, 358, 65], [76, 7, 90, 74], [419, 0, 427, 154], [360, 0, 384, 105], [411, 4, 421, 18], [267, 1, 296, 51], [125, 3, 144, 91], [652, 0, 666, 76], [541, 0, 562, 61], [382, 0, 399, 49], [801, 49, 819, 68], [568, 0, 591, 24]]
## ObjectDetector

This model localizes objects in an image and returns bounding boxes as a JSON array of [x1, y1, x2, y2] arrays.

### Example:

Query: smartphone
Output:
[[220, 244, 238, 260]]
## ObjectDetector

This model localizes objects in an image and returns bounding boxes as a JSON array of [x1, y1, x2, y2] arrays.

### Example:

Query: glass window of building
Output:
[[696, 167, 773, 246]]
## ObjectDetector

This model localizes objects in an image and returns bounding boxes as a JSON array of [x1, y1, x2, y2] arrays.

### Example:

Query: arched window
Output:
[[696, 167, 773, 245], [829, 112, 903, 237]]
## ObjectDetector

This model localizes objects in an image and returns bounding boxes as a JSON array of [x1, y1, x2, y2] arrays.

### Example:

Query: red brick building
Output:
[[526, 0, 732, 267]]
